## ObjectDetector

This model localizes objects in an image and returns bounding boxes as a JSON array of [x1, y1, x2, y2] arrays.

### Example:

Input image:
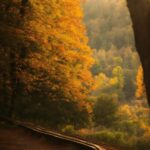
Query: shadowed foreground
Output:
[[0, 127, 78, 150], [0, 126, 120, 150], [0, 117, 105, 150]]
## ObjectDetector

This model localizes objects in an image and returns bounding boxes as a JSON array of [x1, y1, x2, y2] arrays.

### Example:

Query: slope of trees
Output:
[[83, 0, 135, 50], [83, 0, 143, 102], [92, 48, 140, 102]]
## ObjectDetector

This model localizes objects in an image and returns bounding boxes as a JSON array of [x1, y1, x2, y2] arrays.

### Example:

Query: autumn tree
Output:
[[0, 0, 94, 127], [112, 66, 124, 89], [136, 65, 145, 99]]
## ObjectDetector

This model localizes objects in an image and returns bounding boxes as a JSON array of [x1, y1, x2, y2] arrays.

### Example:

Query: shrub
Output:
[[81, 129, 138, 149], [93, 94, 118, 127], [114, 120, 140, 135], [136, 131, 150, 150], [83, 130, 128, 146], [61, 125, 76, 135]]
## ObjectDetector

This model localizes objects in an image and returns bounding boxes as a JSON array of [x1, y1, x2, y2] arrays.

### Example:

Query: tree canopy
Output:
[[0, 0, 94, 127]]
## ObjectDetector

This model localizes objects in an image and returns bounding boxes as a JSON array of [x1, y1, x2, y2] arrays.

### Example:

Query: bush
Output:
[[81, 129, 138, 149], [93, 94, 118, 127], [83, 130, 128, 146], [136, 133, 150, 150], [61, 125, 76, 135], [15, 99, 90, 129], [114, 120, 140, 135]]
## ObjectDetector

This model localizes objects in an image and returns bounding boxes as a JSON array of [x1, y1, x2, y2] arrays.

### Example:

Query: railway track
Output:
[[0, 116, 105, 150]]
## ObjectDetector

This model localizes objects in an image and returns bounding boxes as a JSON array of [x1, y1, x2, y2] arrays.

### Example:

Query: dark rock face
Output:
[[127, 0, 150, 105]]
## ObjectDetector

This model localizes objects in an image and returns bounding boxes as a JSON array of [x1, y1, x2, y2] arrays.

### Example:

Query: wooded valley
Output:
[[0, 0, 150, 149]]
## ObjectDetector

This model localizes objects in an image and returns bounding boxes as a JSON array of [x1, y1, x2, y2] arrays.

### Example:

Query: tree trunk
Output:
[[9, 51, 18, 118], [127, 0, 150, 105]]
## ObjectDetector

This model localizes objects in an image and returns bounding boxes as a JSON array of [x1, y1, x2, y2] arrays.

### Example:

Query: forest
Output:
[[0, 0, 150, 150]]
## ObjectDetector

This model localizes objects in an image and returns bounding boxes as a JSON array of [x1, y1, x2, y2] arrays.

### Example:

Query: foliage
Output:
[[92, 48, 140, 102], [136, 126, 150, 150], [136, 65, 146, 99], [0, 0, 94, 128], [83, 0, 134, 50], [81, 129, 136, 149], [61, 125, 76, 135], [93, 94, 118, 127], [1, 1, 150, 149], [78, 102, 150, 149], [83, 0, 141, 102]]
